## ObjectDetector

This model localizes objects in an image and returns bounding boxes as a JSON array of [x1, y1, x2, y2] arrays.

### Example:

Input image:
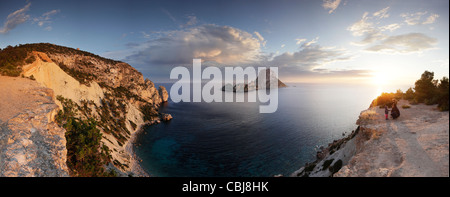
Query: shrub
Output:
[[322, 159, 334, 170], [0, 45, 28, 76], [414, 71, 437, 103], [329, 159, 343, 174], [55, 95, 113, 177], [437, 77, 449, 111], [402, 105, 411, 109], [140, 103, 159, 122], [404, 87, 415, 101], [373, 92, 396, 108], [394, 89, 403, 100]]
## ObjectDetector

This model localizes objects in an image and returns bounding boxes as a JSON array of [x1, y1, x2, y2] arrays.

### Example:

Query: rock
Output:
[[3, 43, 168, 176], [222, 68, 287, 92], [159, 86, 169, 102], [0, 77, 69, 177], [161, 113, 173, 122]]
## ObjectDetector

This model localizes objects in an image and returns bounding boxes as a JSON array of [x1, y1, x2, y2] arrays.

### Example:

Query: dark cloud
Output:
[[124, 24, 262, 66]]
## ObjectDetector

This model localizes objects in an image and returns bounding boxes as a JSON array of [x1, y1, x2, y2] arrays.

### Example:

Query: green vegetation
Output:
[[2, 43, 121, 65], [0, 45, 29, 76], [140, 103, 159, 122], [0, 43, 122, 80], [94, 92, 131, 148], [329, 159, 343, 174], [322, 159, 334, 170], [55, 96, 115, 177], [57, 62, 97, 86], [372, 71, 449, 111]]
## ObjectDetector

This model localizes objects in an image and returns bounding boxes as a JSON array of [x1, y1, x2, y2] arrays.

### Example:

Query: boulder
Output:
[[161, 113, 173, 121]]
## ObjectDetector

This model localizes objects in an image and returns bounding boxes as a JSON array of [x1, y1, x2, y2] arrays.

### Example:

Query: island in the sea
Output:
[[222, 69, 287, 92]]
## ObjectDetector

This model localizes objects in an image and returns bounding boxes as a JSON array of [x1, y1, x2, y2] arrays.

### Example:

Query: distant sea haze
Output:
[[134, 83, 407, 177]]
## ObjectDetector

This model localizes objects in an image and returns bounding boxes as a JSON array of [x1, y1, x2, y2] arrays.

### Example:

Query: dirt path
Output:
[[336, 100, 449, 177], [0, 76, 52, 123]]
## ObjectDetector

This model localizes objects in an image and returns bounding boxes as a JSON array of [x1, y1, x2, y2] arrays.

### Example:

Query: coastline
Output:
[[292, 99, 449, 177], [125, 119, 161, 177]]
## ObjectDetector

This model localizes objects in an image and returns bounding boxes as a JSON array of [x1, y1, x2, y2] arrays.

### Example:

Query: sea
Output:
[[133, 83, 408, 177]]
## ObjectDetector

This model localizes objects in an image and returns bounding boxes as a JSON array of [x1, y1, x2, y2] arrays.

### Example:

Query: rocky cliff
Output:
[[292, 100, 449, 177], [0, 76, 68, 177], [1, 43, 170, 176]]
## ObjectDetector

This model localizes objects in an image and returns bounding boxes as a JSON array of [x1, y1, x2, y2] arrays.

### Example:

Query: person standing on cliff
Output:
[[384, 105, 389, 120]]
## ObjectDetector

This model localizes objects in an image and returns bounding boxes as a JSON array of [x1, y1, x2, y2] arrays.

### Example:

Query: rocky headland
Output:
[[222, 68, 287, 92], [0, 43, 170, 176], [292, 100, 449, 177]]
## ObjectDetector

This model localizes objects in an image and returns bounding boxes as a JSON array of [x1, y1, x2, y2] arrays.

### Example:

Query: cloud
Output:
[[141, 31, 150, 38], [124, 24, 263, 66], [295, 38, 307, 45], [269, 41, 351, 71], [115, 23, 353, 82], [254, 31, 266, 46], [303, 37, 319, 47], [401, 11, 439, 25], [348, 12, 375, 37], [281, 44, 285, 48], [33, 9, 60, 31], [373, 7, 390, 19], [322, 0, 341, 14], [348, 8, 403, 46], [180, 15, 197, 28], [161, 8, 176, 22], [423, 13, 439, 24], [366, 33, 437, 53], [379, 23, 401, 32], [347, 12, 386, 46], [348, 8, 438, 54], [0, 3, 31, 34]]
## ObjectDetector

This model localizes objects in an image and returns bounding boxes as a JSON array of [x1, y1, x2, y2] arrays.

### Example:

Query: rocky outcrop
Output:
[[22, 51, 105, 108], [292, 100, 449, 177], [3, 43, 172, 176], [291, 127, 359, 177], [222, 68, 287, 92], [159, 86, 169, 103], [161, 113, 173, 122], [0, 76, 68, 177]]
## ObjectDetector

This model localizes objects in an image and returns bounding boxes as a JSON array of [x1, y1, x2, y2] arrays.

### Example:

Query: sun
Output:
[[372, 72, 389, 85]]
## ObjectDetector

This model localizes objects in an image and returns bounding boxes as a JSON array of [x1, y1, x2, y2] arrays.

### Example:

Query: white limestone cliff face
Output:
[[18, 50, 168, 175], [22, 52, 105, 108]]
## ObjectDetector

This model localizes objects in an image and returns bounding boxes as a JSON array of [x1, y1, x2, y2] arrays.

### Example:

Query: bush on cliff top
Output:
[[0, 43, 122, 77], [0, 45, 28, 76]]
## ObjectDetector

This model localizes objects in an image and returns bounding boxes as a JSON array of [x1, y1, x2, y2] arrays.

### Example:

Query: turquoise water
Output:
[[134, 83, 400, 177]]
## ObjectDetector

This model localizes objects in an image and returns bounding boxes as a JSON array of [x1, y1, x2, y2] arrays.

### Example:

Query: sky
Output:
[[0, 0, 448, 90]]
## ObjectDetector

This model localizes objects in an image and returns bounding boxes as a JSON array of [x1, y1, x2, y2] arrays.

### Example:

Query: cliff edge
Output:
[[293, 100, 449, 177], [0, 76, 68, 177], [1, 43, 170, 176]]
